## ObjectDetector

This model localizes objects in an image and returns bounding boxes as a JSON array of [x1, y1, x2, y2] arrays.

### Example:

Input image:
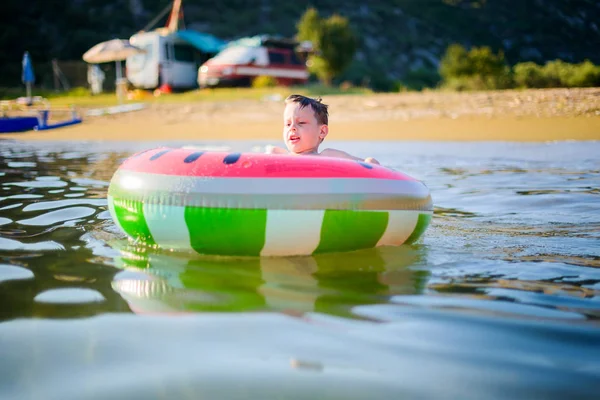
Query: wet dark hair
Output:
[[285, 94, 329, 125]]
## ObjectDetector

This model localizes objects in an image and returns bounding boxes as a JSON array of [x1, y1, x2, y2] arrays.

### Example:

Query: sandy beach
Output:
[[3, 87, 600, 142]]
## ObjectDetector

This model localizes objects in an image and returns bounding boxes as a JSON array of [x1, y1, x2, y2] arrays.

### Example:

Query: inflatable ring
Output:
[[108, 147, 433, 256]]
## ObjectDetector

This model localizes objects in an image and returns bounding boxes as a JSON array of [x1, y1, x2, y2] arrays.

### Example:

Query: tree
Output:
[[439, 44, 473, 80], [296, 7, 321, 48], [296, 8, 357, 86], [439, 44, 511, 90]]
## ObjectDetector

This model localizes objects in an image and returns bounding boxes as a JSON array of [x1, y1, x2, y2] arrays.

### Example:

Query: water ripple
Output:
[[18, 207, 96, 226], [0, 140, 599, 398]]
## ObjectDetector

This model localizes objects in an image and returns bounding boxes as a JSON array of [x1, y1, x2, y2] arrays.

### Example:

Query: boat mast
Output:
[[165, 0, 183, 32]]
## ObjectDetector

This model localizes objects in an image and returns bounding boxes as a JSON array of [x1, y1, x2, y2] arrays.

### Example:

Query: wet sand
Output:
[[3, 87, 600, 142]]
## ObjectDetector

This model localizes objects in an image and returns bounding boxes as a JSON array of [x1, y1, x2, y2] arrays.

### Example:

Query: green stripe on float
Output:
[[405, 213, 432, 244], [111, 198, 156, 246], [314, 210, 388, 254], [185, 207, 267, 256]]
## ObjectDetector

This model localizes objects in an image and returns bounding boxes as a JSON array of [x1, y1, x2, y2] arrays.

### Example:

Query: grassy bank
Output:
[[1, 84, 372, 108]]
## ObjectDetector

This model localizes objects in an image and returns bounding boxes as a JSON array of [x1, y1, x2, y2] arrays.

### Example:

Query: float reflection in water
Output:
[[112, 243, 428, 317]]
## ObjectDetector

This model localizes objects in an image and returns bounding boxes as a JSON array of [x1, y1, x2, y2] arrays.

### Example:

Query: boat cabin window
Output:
[[268, 50, 287, 65], [173, 44, 196, 63]]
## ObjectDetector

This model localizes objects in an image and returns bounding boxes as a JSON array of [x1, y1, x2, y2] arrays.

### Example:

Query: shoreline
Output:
[[2, 88, 600, 142]]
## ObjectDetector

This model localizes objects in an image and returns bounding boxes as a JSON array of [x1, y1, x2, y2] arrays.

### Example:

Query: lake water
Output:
[[1, 139, 599, 399]]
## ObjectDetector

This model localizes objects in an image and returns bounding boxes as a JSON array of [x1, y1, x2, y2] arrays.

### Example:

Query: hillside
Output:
[[1, 0, 599, 88]]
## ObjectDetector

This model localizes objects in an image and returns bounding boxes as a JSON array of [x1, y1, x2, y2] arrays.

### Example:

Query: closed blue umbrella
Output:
[[22, 51, 35, 104]]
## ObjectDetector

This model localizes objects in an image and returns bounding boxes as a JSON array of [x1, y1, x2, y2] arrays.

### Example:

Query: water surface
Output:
[[0, 139, 599, 399]]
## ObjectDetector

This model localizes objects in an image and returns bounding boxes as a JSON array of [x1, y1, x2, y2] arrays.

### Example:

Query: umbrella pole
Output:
[[26, 82, 32, 106], [116, 60, 122, 80], [115, 60, 124, 104]]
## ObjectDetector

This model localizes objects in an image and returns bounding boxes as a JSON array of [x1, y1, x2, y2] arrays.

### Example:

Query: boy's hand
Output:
[[364, 157, 380, 165]]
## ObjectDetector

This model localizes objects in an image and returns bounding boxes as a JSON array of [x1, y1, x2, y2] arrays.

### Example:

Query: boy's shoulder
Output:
[[320, 148, 380, 165], [319, 148, 356, 159]]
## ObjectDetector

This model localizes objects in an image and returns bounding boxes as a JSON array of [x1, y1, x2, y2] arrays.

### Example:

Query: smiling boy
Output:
[[266, 94, 380, 164]]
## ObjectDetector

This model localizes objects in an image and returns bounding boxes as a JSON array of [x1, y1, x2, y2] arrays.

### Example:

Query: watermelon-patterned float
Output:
[[108, 147, 433, 256]]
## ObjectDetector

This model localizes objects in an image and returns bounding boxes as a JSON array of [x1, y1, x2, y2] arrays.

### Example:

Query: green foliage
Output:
[[296, 9, 357, 86], [468, 47, 508, 79], [439, 44, 473, 79], [544, 60, 600, 88], [513, 60, 600, 88], [513, 62, 547, 88], [334, 60, 396, 91], [541, 60, 570, 88], [0, 86, 91, 101], [54, 87, 91, 98], [367, 72, 395, 92], [400, 68, 442, 91], [251, 76, 278, 88], [293, 83, 372, 96], [317, 15, 357, 84], [563, 60, 600, 87], [296, 8, 321, 48], [335, 59, 372, 86], [439, 44, 511, 90], [440, 47, 600, 91]]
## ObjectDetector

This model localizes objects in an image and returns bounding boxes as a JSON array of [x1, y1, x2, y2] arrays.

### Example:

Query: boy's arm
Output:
[[320, 148, 380, 165], [265, 145, 288, 154]]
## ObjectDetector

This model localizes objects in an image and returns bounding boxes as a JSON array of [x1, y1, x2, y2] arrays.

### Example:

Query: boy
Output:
[[266, 94, 380, 164]]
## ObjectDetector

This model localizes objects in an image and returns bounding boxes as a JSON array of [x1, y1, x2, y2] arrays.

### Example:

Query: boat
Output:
[[34, 109, 83, 131], [0, 116, 39, 133], [0, 100, 83, 133]]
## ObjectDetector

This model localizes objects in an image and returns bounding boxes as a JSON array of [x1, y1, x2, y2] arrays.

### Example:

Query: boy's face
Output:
[[283, 103, 328, 154]]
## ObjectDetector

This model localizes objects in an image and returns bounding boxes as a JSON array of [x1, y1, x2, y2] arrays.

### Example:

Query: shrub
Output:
[[467, 46, 508, 81], [541, 60, 571, 88], [513, 60, 600, 88], [251, 76, 278, 88], [400, 68, 441, 91], [439, 44, 473, 80], [439, 44, 512, 90], [513, 62, 547, 88], [557, 60, 600, 87], [367, 71, 395, 92]]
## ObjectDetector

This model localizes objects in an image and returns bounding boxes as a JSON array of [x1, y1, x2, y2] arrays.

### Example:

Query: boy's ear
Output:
[[319, 124, 329, 140]]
